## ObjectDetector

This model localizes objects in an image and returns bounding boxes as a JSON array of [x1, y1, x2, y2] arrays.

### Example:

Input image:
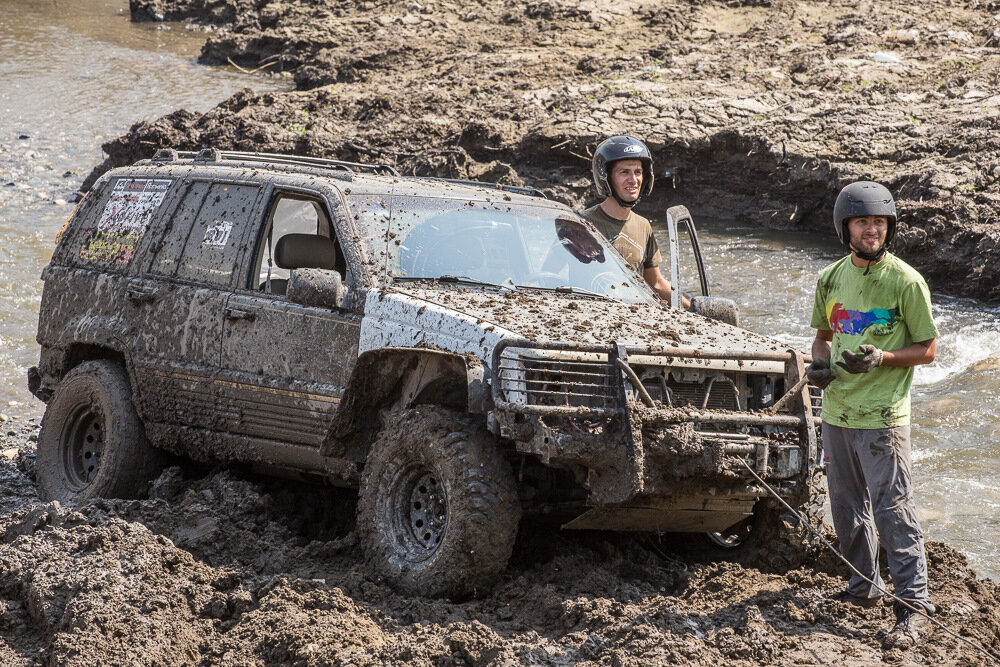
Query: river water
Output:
[[1, 1, 996, 580]]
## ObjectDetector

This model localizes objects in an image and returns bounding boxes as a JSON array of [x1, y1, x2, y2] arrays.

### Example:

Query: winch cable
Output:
[[737, 457, 1000, 664]]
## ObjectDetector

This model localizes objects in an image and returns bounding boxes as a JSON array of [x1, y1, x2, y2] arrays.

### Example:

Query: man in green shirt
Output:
[[582, 136, 684, 305], [806, 181, 938, 649]]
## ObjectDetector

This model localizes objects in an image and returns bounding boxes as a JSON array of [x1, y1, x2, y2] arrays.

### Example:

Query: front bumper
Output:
[[490, 339, 821, 518]]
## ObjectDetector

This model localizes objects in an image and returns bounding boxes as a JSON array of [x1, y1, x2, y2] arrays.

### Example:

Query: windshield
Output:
[[347, 194, 655, 303]]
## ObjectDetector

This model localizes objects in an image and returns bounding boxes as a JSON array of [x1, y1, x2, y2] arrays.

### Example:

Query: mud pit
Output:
[[1, 414, 998, 665], [9, 0, 1000, 663]]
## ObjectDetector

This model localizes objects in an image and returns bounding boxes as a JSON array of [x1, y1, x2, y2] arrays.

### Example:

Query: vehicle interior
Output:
[[252, 194, 346, 295]]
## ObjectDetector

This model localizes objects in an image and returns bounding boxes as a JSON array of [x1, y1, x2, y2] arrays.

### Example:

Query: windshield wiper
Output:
[[394, 275, 515, 291], [516, 284, 610, 300]]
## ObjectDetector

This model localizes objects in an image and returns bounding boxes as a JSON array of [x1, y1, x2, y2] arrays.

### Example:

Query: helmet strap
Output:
[[611, 190, 639, 209], [850, 244, 886, 275]]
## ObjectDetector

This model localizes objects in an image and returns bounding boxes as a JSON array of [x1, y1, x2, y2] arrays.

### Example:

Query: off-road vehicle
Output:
[[30, 149, 823, 597]]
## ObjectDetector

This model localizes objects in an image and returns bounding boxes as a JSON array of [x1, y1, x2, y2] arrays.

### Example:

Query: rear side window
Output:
[[148, 181, 261, 286], [69, 178, 173, 270]]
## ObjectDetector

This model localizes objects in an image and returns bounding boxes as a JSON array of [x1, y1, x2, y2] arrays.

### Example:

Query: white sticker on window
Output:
[[202, 220, 234, 248], [81, 178, 172, 265]]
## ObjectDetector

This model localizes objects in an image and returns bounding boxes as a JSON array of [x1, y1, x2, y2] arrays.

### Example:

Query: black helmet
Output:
[[592, 136, 654, 208], [833, 181, 897, 247]]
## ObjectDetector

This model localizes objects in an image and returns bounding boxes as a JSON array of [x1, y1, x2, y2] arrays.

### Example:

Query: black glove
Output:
[[836, 344, 884, 374], [805, 358, 836, 389]]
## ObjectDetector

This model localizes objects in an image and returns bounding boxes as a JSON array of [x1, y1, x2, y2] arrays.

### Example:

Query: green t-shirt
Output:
[[810, 253, 938, 428]]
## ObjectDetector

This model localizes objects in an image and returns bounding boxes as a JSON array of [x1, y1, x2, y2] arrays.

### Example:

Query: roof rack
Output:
[[432, 178, 547, 199], [149, 148, 399, 176]]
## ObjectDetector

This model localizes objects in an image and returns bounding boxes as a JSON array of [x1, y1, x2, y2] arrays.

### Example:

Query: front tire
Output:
[[37, 360, 162, 503], [357, 407, 520, 599]]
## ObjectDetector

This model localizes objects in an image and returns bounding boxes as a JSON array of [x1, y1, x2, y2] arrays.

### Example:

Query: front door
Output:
[[218, 190, 361, 447]]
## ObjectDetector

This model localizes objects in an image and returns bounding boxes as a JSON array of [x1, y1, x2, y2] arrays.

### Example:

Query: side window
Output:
[[148, 181, 260, 286], [250, 194, 345, 294]]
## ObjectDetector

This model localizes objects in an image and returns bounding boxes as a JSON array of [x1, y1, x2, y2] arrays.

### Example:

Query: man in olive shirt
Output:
[[582, 136, 681, 304], [806, 181, 938, 649]]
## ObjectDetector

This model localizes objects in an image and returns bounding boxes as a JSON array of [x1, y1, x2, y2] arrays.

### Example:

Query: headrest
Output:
[[274, 233, 336, 270]]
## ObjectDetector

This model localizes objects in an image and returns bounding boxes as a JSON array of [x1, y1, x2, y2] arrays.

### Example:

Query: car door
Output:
[[218, 186, 362, 447], [664, 205, 711, 309], [130, 178, 264, 432]]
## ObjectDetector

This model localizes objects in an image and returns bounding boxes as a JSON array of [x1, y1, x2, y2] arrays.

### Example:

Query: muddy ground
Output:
[[87, 0, 1000, 302], [1, 412, 998, 666], [7, 0, 999, 664]]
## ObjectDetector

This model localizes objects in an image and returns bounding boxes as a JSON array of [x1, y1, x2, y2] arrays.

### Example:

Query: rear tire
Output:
[[37, 360, 163, 503], [357, 407, 520, 599]]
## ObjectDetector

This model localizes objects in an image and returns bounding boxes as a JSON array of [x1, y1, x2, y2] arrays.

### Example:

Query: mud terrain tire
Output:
[[706, 467, 827, 572], [357, 407, 520, 599], [37, 360, 162, 503]]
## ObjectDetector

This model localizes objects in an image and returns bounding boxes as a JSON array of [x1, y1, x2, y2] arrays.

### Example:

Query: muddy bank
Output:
[[84, 0, 1000, 302], [0, 414, 998, 665]]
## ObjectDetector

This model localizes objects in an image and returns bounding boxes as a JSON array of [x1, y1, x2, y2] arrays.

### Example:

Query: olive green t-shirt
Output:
[[581, 205, 661, 271], [810, 253, 938, 428]]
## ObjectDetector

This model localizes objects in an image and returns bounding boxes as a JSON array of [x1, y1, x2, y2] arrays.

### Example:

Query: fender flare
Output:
[[48, 315, 142, 403], [321, 347, 490, 459]]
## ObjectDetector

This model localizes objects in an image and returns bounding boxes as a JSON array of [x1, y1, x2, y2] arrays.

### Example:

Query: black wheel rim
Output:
[[389, 464, 448, 562], [60, 403, 104, 491]]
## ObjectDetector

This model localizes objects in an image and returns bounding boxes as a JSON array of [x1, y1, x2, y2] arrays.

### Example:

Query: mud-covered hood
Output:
[[359, 285, 790, 361]]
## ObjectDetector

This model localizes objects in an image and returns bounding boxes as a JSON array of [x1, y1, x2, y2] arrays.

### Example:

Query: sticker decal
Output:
[[202, 220, 233, 248], [81, 178, 172, 265]]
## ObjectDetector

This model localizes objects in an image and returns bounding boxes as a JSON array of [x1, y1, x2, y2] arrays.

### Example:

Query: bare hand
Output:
[[836, 344, 883, 374]]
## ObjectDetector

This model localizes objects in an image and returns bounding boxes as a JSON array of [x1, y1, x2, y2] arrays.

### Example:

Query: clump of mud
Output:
[[1, 415, 997, 665]]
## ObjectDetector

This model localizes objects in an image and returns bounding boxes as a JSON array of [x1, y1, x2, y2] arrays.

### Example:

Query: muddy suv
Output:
[[31, 149, 823, 597]]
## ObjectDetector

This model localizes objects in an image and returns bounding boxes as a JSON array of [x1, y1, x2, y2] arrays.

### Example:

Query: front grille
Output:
[[497, 351, 617, 410], [642, 374, 742, 410]]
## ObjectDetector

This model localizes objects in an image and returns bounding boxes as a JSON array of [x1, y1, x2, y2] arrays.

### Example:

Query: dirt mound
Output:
[[81, 0, 1000, 302], [1, 415, 997, 665]]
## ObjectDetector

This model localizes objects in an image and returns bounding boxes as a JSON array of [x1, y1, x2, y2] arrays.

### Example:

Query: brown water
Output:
[[0, 0, 995, 583], [0, 0, 290, 414]]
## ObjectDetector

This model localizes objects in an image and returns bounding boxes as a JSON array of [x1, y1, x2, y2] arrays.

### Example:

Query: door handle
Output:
[[224, 307, 256, 321], [125, 287, 156, 304]]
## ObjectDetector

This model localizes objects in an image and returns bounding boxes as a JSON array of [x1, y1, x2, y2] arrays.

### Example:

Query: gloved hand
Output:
[[805, 358, 836, 389], [836, 344, 884, 374]]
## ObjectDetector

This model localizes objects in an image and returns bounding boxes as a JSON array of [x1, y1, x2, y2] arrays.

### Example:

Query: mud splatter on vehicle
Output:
[[30, 150, 827, 598]]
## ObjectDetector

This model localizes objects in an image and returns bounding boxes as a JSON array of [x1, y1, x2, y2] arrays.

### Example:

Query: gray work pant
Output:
[[823, 423, 933, 612]]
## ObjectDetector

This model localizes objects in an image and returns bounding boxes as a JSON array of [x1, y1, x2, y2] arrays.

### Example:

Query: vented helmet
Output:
[[592, 136, 654, 208]]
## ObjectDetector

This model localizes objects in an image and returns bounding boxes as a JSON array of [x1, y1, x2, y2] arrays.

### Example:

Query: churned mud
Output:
[[1, 414, 998, 665], [12, 1, 996, 663], [85, 0, 1000, 302]]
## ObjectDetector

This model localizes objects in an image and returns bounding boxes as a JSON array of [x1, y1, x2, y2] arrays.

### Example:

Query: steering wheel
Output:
[[519, 271, 565, 288], [589, 271, 624, 294]]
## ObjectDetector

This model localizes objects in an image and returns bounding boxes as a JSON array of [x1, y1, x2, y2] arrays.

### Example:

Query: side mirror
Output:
[[286, 269, 346, 310], [691, 295, 739, 327]]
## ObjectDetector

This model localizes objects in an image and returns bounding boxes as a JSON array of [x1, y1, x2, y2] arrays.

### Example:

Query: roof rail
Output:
[[432, 178, 547, 199], [149, 148, 400, 176]]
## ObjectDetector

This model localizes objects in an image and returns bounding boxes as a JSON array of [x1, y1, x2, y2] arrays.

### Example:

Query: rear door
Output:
[[217, 185, 362, 447], [130, 179, 264, 431]]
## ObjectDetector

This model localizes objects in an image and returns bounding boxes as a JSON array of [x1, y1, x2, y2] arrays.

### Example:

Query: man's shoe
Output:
[[883, 604, 931, 649], [832, 589, 881, 608]]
